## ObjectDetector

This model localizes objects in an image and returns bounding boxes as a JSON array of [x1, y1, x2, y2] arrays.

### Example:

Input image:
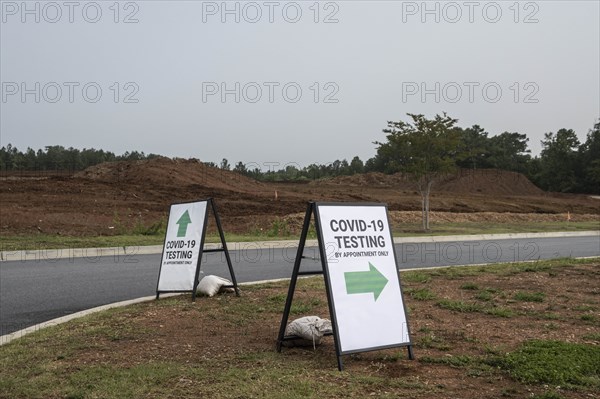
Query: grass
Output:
[[1, 221, 597, 251], [1, 258, 599, 398], [391, 221, 599, 237], [460, 282, 479, 290], [490, 340, 600, 388], [513, 291, 546, 303], [417, 333, 452, 351], [475, 289, 498, 302], [583, 333, 600, 341], [436, 299, 484, 313], [0, 232, 297, 253], [407, 288, 436, 301], [402, 271, 431, 283]]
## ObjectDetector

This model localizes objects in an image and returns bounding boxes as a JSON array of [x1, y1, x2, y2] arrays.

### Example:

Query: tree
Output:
[[233, 161, 248, 175], [487, 132, 531, 172], [349, 156, 365, 174], [537, 128, 580, 192], [220, 158, 230, 170], [577, 120, 600, 194], [455, 125, 490, 170], [375, 113, 463, 231]]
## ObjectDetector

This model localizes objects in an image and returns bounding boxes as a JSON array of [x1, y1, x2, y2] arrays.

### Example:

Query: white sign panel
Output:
[[316, 204, 410, 353], [157, 201, 207, 292]]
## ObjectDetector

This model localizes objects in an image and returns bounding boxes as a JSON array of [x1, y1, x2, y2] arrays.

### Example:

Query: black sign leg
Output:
[[191, 250, 202, 303], [276, 202, 314, 352], [312, 204, 345, 371], [210, 198, 240, 296], [407, 345, 415, 360], [337, 355, 344, 371], [192, 200, 211, 302]]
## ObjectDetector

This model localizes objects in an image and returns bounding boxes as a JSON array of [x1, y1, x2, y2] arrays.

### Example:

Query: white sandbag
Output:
[[196, 275, 234, 297], [285, 316, 332, 347]]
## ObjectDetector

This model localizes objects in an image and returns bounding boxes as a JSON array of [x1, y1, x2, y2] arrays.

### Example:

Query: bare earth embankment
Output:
[[0, 158, 598, 237]]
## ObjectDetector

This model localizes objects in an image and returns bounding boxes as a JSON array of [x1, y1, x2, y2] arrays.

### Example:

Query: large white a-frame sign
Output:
[[277, 202, 413, 371]]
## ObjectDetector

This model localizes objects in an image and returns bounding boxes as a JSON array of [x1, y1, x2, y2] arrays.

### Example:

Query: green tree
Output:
[[487, 132, 531, 172], [24, 148, 37, 170], [220, 158, 230, 170], [375, 113, 463, 231], [577, 120, 600, 194], [456, 125, 490, 170], [233, 161, 248, 175], [538, 128, 580, 192], [349, 156, 365, 174], [64, 147, 83, 171]]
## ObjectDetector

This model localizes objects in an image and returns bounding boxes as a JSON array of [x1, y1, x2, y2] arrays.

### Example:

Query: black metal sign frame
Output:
[[276, 201, 414, 371]]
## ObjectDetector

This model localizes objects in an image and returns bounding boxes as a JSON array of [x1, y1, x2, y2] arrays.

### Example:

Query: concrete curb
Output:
[[392, 230, 600, 243], [0, 279, 289, 346], [0, 293, 175, 346], [2, 231, 598, 262]]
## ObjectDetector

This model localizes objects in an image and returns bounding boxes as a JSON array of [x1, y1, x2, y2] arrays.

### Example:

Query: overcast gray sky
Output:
[[1, 1, 598, 168]]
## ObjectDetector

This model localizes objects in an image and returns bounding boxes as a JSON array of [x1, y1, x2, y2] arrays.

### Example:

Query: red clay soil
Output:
[[312, 169, 544, 197], [74, 157, 267, 193], [0, 158, 598, 237]]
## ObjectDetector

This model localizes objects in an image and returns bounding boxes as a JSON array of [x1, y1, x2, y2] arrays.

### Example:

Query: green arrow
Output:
[[344, 262, 388, 301], [176, 210, 192, 237]]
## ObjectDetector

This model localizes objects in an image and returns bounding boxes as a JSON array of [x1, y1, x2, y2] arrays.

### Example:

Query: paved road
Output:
[[1, 235, 599, 335]]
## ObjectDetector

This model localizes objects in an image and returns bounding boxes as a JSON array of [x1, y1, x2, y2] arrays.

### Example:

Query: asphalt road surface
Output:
[[1, 235, 599, 336]]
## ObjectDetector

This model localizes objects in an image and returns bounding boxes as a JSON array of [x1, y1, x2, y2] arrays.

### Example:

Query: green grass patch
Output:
[[583, 333, 600, 341], [402, 271, 431, 283], [513, 291, 546, 303], [460, 282, 479, 290], [290, 298, 324, 315], [417, 333, 451, 351], [491, 340, 600, 388], [580, 314, 598, 323], [436, 300, 483, 313], [573, 305, 596, 312], [482, 307, 516, 318], [474, 289, 499, 302], [407, 288, 436, 301]]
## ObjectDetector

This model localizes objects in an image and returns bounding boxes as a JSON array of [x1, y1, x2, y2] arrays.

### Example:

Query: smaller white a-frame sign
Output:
[[156, 199, 239, 300]]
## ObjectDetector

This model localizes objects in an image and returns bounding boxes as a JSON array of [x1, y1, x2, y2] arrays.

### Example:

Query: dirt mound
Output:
[[312, 172, 413, 188], [75, 157, 265, 193], [437, 169, 544, 196], [312, 169, 544, 197]]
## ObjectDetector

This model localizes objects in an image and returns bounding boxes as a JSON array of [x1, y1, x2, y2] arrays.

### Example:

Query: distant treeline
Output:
[[1, 120, 598, 194], [0, 146, 161, 173]]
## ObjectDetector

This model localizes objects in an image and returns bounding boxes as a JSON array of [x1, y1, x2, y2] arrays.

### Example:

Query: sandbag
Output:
[[285, 316, 332, 348], [196, 275, 234, 297]]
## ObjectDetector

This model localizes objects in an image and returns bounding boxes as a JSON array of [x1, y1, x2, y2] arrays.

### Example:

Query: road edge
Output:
[[0, 279, 290, 346], [2, 254, 599, 346]]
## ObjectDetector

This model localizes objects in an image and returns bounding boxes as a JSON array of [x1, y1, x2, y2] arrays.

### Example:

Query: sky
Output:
[[1, 1, 599, 169]]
